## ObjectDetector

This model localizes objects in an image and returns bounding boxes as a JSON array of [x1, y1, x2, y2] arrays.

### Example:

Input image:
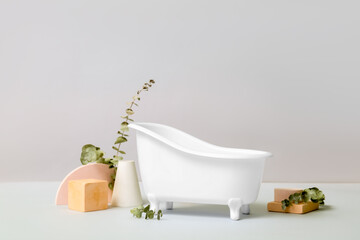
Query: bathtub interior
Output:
[[131, 122, 271, 159]]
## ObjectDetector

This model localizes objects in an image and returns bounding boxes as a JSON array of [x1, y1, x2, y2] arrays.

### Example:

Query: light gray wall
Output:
[[1, 0, 359, 182]]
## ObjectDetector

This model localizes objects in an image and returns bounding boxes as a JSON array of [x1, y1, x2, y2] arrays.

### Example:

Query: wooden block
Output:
[[267, 201, 319, 214], [68, 179, 108, 212], [56, 163, 115, 205], [274, 188, 302, 202]]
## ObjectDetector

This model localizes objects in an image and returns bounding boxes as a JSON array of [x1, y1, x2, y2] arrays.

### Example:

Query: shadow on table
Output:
[[318, 205, 333, 211], [164, 202, 271, 219]]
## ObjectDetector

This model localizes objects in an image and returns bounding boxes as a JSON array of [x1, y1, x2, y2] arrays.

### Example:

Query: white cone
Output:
[[111, 160, 143, 207]]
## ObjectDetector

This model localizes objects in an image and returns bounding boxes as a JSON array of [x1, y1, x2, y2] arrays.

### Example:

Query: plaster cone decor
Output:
[[111, 160, 143, 207]]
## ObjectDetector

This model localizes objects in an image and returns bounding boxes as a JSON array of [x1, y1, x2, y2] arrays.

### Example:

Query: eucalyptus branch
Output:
[[80, 79, 156, 190], [130, 205, 163, 220], [281, 187, 325, 210], [112, 79, 155, 162]]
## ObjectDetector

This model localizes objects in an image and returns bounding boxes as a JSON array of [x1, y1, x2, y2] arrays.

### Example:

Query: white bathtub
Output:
[[129, 123, 272, 220]]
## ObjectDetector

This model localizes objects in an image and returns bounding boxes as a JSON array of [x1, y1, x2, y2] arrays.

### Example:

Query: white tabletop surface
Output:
[[0, 182, 359, 240]]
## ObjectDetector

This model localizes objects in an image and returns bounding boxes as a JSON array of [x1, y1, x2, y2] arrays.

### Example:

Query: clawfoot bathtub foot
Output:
[[241, 204, 250, 215], [165, 202, 173, 210], [228, 198, 242, 220], [147, 193, 159, 211]]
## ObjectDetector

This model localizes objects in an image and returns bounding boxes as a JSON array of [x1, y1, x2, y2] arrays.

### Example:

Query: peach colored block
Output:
[[68, 179, 108, 212], [274, 188, 302, 202], [55, 163, 115, 205], [267, 201, 319, 214]]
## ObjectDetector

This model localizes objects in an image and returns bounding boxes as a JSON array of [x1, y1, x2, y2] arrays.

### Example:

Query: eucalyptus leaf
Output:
[[121, 121, 129, 126], [126, 108, 134, 115], [144, 205, 150, 212], [114, 136, 127, 144], [112, 146, 120, 152], [289, 195, 294, 201], [281, 199, 290, 210], [157, 210, 163, 220], [121, 126, 129, 132], [95, 158, 105, 164], [113, 156, 123, 161], [110, 159, 119, 165], [80, 144, 105, 165]]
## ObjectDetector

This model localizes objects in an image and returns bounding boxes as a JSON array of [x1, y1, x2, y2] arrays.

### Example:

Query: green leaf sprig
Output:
[[130, 205, 163, 220], [112, 79, 155, 163], [281, 187, 325, 210], [79, 80, 156, 189]]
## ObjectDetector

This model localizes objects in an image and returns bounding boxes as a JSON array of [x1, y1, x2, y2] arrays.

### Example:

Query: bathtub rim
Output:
[[129, 122, 272, 160]]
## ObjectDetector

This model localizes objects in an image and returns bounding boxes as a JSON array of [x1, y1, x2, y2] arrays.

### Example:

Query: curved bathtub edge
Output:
[[129, 122, 273, 160]]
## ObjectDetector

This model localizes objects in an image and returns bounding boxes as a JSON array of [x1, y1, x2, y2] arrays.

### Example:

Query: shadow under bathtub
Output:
[[163, 202, 270, 219]]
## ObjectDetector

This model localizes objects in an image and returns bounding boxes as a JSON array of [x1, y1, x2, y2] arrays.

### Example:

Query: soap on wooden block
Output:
[[274, 188, 302, 202], [267, 201, 319, 214], [68, 179, 108, 212]]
